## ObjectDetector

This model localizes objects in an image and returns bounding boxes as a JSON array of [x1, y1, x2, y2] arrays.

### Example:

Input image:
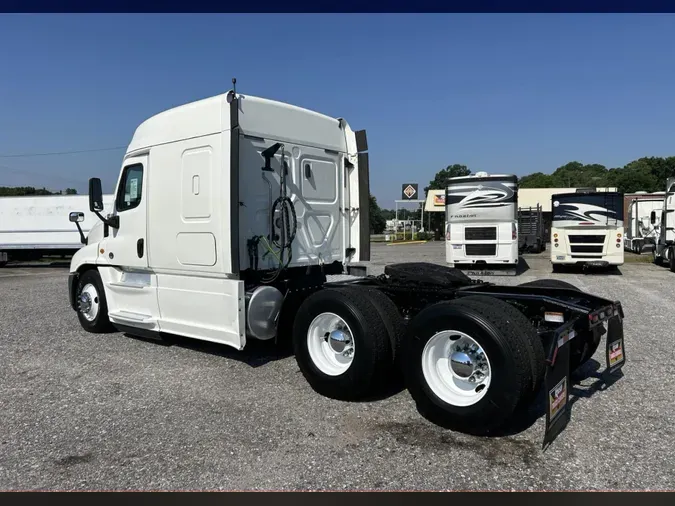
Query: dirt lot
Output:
[[0, 243, 673, 490]]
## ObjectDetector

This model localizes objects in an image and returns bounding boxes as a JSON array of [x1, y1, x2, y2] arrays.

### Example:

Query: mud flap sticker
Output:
[[543, 326, 572, 450], [549, 377, 568, 420], [605, 315, 625, 374]]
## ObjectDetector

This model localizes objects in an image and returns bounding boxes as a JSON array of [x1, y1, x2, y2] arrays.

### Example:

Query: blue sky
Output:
[[1, 13, 675, 208]]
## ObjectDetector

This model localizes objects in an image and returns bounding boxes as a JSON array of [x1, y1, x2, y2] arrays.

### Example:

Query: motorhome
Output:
[[444, 172, 518, 267], [550, 190, 624, 271], [0, 194, 113, 266], [64, 86, 626, 446], [652, 178, 675, 270], [624, 197, 662, 254]]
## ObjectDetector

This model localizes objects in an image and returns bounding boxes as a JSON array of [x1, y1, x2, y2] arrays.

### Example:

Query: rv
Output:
[[624, 197, 662, 254], [550, 190, 624, 271], [444, 172, 518, 267], [0, 194, 114, 266], [652, 178, 675, 270]]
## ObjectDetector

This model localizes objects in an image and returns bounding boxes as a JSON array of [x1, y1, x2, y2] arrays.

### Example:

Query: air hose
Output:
[[262, 145, 297, 283]]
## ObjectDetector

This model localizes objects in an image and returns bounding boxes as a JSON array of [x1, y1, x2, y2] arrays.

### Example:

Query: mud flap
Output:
[[542, 325, 574, 451], [605, 314, 625, 375]]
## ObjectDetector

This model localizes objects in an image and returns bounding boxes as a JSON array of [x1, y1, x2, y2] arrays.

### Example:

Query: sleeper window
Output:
[[116, 164, 143, 212]]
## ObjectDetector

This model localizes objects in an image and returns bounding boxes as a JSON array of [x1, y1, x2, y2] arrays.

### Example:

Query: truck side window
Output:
[[116, 164, 143, 212]]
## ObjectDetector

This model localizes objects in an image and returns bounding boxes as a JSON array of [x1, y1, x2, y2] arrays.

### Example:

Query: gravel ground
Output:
[[0, 243, 673, 491]]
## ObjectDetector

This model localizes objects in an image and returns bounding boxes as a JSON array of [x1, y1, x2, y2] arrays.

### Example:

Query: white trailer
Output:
[[444, 172, 519, 267], [652, 178, 675, 270], [624, 198, 662, 254], [0, 194, 113, 266], [64, 84, 627, 447], [550, 190, 624, 271]]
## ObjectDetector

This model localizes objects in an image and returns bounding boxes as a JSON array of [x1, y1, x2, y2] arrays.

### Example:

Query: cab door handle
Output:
[[137, 238, 144, 258]]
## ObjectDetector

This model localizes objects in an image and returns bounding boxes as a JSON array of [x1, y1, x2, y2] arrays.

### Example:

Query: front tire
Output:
[[403, 297, 534, 435], [292, 288, 393, 401], [653, 247, 663, 266], [75, 269, 114, 333]]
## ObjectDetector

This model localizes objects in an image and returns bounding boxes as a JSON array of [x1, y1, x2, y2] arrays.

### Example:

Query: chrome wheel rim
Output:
[[306, 312, 355, 376]]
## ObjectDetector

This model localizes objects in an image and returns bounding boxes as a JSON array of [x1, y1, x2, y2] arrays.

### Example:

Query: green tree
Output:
[[425, 164, 471, 191], [423, 164, 472, 234], [369, 195, 386, 234], [518, 172, 558, 188], [0, 186, 56, 196]]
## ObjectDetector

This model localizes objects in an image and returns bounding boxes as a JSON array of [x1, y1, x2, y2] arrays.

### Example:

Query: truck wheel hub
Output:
[[327, 329, 351, 354], [421, 330, 492, 407], [78, 283, 100, 322], [449, 351, 474, 378], [306, 312, 355, 377]]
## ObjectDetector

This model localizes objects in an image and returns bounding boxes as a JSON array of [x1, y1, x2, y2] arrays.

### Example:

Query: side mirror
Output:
[[651, 211, 656, 225], [88, 178, 104, 212], [69, 212, 84, 223]]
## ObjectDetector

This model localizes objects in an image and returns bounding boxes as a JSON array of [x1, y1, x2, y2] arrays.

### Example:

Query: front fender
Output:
[[69, 243, 100, 273], [68, 244, 101, 311]]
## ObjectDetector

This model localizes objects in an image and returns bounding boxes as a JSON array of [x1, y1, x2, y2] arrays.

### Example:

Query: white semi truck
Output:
[[65, 84, 626, 447], [550, 190, 625, 271], [0, 194, 113, 267], [624, 197, 662, 254], [444, 172, 519, 268], [652, 178, 675, 270]]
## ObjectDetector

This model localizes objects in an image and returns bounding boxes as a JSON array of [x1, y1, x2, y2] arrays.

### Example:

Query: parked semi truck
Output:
[[444, 172, 519, 268], [624, 197, 662, 254], [652, 178, 675, 270], [550, 190, 625, 271], [65, 84, 626, 448], [0, 194, 113, 267]]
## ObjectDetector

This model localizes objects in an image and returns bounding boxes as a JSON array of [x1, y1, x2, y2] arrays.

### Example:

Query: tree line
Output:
[[369, 156, 675, 234], [0, 187, 78, 196]]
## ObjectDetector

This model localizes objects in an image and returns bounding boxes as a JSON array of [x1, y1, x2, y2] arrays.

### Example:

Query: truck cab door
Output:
[[100, 156, 149, 269], [97, 154, 160, 330]]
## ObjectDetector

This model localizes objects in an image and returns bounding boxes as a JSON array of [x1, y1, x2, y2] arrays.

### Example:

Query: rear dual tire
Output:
[[403, 296, 543, 435], [292, 287, 403, 401]]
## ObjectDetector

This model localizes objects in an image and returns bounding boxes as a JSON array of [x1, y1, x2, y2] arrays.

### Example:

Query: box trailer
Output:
[[65, 83, 626, 448], [0, 194, 114, 266], [518, 204, 546, 254]]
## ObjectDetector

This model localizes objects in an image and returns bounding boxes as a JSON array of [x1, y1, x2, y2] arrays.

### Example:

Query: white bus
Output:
[[445, 172, 518, 267], [550, 190, 624, 271]]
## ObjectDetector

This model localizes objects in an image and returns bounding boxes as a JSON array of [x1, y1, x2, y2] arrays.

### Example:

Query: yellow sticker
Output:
[[609, 341, 624, 367]]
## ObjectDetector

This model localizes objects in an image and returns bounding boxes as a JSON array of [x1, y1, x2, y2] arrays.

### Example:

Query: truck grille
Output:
[[465, 227, 496, 241], [568, 235, 605, 244], [570, 245, 604, 254], [465, 244, 497, 256]]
